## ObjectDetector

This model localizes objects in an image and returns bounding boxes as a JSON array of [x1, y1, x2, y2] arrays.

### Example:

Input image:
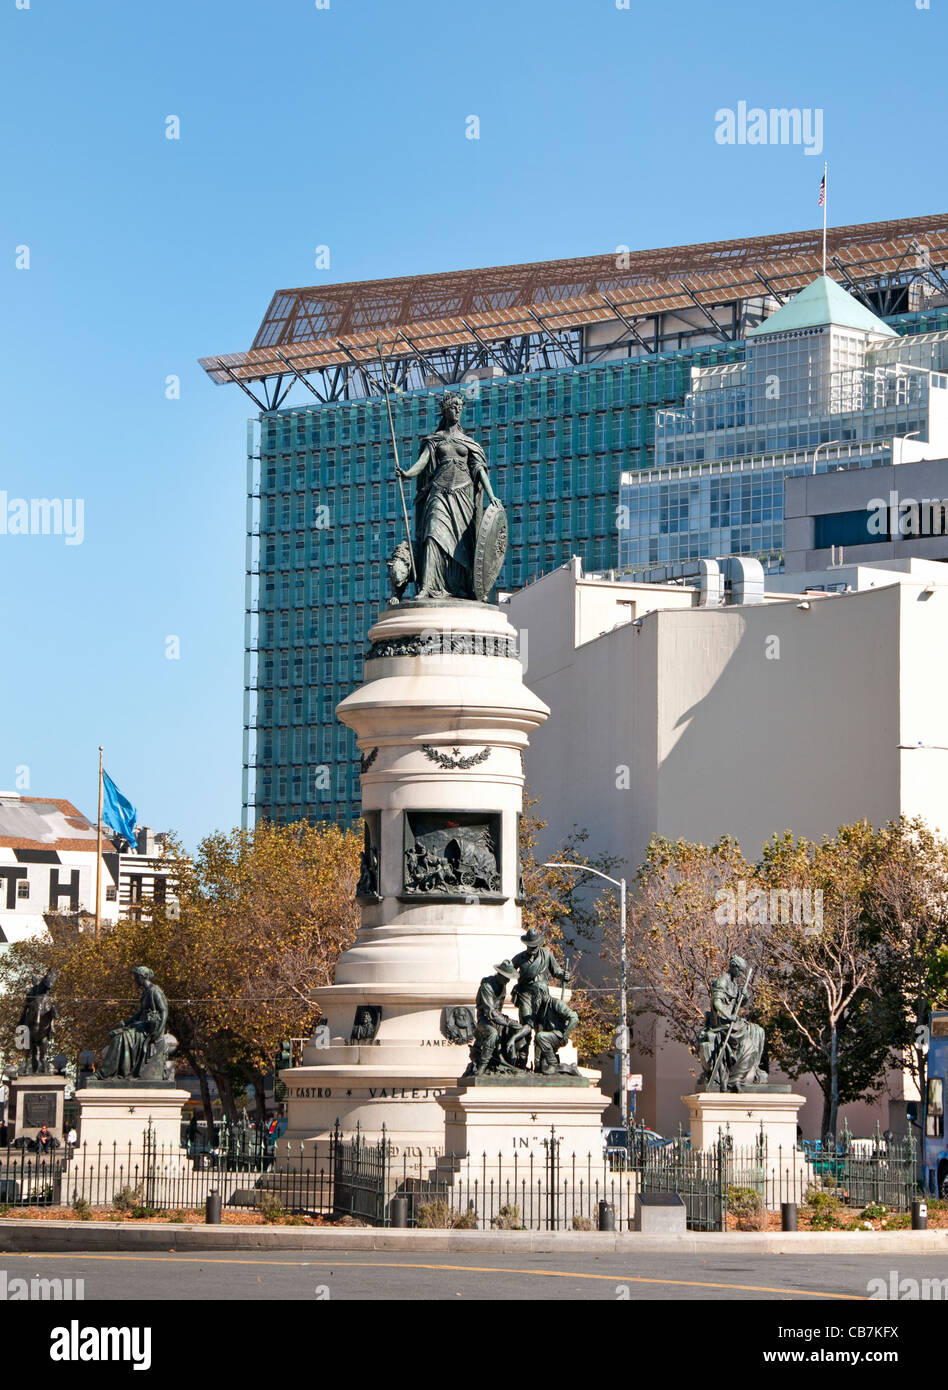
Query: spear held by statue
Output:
[[376, 336, 417, 586]]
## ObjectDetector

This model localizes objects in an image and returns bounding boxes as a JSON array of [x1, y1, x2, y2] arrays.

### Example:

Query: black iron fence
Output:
[[332, 1125, 921, 1231], [798, 1129, 919, 1212], [0, 1134, 334, 1216], [332, 1126, 390, 1225], [388, 1134, 640, 1231], [0, 1124, 920, 1231]]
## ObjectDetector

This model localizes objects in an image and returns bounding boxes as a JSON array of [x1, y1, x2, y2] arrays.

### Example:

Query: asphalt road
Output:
[[3, 1249, 947, 1300]]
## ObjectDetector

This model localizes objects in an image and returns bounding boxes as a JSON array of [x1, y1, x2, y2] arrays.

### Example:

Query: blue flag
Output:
[[102, 771, 138, 848]]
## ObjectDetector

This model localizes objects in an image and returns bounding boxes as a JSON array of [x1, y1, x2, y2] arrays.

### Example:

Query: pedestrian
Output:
[[36, 1123, 53, 1154], [65, 1124, 78, 1156]]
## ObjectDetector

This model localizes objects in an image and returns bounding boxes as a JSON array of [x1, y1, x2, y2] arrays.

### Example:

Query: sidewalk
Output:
[[0, 1220, 946, 1255]]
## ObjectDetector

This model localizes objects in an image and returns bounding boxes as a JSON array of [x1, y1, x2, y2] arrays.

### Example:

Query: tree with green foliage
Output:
[[625, 835, 762, 1065], [0, 820, 361, 1126], [863, 817, 948, 1102], [755, 824, 905, 1140]]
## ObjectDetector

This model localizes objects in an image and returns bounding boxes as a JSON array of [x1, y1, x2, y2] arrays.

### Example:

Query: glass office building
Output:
[[618, 279, 948, 572], [248, 346, 742, 826], [202, 219, 948, 828]]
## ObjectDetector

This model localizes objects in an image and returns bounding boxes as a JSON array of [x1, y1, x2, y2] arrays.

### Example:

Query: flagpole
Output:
[[822, 161, 828, 276], [95, 746, 103, 937]]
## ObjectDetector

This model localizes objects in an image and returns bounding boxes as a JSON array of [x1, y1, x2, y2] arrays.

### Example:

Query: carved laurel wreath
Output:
[[360, 747, 379, 774], [422, 745, 492, 770]]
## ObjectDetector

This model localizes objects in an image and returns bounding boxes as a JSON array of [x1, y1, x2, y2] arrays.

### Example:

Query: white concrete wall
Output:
[[898, 579, 948, 837], [510, 575, 910, 872], [507, 566, 946, 1137]]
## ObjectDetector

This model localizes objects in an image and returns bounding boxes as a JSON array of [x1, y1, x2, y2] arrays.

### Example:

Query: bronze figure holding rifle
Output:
[[697, 955, 768, 1091]]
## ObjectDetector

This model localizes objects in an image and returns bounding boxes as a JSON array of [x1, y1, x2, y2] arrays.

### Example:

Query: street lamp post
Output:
[[542, 862, 629, 1130], [811, 439, 841, 475], [896, 429, 921, 467]]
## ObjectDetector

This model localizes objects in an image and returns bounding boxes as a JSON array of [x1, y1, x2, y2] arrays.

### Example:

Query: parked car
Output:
[[601, 1125, 669, 1168]]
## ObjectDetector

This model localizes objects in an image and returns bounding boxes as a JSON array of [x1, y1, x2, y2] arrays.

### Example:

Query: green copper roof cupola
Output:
[[747, 274, 896, 338]]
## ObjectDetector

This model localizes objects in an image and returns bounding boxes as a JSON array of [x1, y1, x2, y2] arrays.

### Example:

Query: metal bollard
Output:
[[781, 1202, 797, 1232], [205, 1190, 222, 1225], [598, 1200, 615, 1232], [912, 1200, 927, 1231], [390, 1196, 408, 1228]]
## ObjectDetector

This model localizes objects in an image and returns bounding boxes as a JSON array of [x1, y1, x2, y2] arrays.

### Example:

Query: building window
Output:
[[106, 886, 117, 902], [16, 880, 29, 900]]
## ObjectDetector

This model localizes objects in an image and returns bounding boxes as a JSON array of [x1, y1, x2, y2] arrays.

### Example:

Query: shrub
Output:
[[860, 1202, 888, 1222], [259, 1193, 285, 1224], [805, 1188, 842, 1230], [70, 1197, 92, 1221], [415, 1199, 477, 1229], [726, 1185, 768, 1231], [112, 1185, 144, 1215], [415, 1199, 454, 1228], [491, 1203, 524, 1231], [572, 1215, 595, 1231]]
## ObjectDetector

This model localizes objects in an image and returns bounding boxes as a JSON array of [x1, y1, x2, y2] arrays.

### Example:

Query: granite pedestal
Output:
[[684, 1089, 806, 1152], [683, 1090, 813, 1207], [9, 1073, 67, 1143], [439, 1073, 610, 1160], [75, 1080, 190, 1160]]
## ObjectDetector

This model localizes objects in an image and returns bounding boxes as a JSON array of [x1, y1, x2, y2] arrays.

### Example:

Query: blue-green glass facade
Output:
[[248, 306, 948, 829]]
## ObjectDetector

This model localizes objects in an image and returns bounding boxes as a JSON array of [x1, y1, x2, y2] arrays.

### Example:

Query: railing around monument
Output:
[[634, 1137, 727, 1232], [626, 1125, 919, 1229], [0, 1134, 335, 1216], [797, 1128, 919, 1211], [332, 1125, 390, 1225], [0, 1125, 919, 1228], [387, 1140, 639, 1231]]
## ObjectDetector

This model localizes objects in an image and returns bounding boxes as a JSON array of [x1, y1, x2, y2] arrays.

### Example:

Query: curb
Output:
[[0, 1220, 946, 1256]]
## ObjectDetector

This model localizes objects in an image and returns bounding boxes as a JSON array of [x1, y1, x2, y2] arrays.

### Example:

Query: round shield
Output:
[[473, 500, 508, 602]]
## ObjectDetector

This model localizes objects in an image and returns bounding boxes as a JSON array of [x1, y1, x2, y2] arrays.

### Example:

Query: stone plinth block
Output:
[[683, 1090, 813, 1207], [634, 1192, 687, 1234], [683, 1090, 807, 1153], [76, 1082, 190, 1160], [10, 1073, 67, 1142], [439, 1075, 609, 1160]]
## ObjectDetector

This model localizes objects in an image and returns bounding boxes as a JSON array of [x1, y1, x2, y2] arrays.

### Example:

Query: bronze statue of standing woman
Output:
[[396, 391, 506, 602]]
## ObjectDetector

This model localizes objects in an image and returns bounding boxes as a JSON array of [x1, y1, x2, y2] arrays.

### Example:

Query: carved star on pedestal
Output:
[[530, 1113, 537, 1122], [128, 1106, 136, 1114]]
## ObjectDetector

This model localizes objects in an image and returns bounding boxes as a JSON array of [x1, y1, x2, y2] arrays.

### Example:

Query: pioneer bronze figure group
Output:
[[466, 929, 579, 1077]]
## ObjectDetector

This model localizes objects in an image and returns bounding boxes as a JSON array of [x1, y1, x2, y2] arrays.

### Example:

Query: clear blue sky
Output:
[[1, 0, 944, 849]]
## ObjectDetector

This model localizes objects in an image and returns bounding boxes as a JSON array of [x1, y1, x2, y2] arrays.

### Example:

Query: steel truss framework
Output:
[[200, 215, 948, 409]]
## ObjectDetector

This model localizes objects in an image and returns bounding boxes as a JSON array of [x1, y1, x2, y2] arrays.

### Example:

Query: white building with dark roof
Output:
[[0, 795, 120, 944]]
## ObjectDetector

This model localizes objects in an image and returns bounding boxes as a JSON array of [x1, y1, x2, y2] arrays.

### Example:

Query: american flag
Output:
[[818, 174, 825, 207]]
